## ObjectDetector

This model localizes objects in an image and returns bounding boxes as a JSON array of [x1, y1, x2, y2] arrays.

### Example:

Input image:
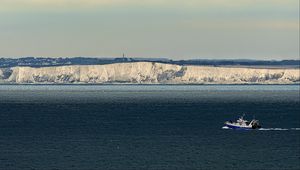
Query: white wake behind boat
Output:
[[224, 115, 261, 130]]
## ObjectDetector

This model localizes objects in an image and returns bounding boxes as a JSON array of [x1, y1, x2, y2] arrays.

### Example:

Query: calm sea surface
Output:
[[0, 85, 299, 170]]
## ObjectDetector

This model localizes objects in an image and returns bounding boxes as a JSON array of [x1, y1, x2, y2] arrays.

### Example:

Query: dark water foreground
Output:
[[0, 85, 299, 170]]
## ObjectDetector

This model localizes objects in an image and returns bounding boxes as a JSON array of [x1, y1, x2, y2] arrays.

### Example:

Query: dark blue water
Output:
[[0, 85, 299, 170]]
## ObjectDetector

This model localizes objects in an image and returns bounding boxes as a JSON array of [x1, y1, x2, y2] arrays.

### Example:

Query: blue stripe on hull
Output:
[[225, 124, 252, 130]]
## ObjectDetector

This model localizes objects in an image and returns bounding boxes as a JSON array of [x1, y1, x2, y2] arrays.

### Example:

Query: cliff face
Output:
[[0, 62, 299, 84]]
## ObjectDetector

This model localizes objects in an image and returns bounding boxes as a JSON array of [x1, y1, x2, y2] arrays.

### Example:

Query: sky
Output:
[[0, 0, 299, 60]]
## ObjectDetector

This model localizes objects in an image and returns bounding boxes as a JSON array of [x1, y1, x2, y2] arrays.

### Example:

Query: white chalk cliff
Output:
[[0, 62, 299, 84]]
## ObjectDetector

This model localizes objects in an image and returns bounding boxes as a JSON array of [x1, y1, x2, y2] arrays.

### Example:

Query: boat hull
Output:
[[225, 123, 253, 130]]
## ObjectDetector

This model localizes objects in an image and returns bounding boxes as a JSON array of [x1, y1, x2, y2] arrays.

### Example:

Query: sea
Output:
[[0, 85, 299, 170]]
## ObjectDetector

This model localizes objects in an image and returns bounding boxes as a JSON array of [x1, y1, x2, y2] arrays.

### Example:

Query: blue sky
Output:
[[0, 0, 299, 59]]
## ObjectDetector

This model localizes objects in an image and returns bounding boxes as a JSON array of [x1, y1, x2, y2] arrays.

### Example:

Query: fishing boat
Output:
[[224, 115, 261, 130]]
